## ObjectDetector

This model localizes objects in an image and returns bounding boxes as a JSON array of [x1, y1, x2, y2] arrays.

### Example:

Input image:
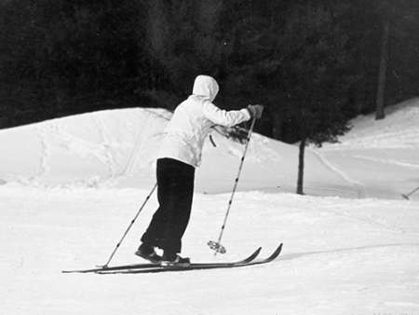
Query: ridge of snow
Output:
[[324, 97, 419, 149], [0, 107, 355, 196], [315, 98, 419, 199], [0, 98, 418, 199]]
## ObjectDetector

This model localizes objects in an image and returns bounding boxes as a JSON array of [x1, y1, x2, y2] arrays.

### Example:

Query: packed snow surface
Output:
[[1, 99, 419, 315], [318, 97, 419, 199]]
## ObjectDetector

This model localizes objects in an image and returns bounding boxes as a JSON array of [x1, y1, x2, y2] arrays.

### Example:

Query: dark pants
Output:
[[141, 158, 195, 253]]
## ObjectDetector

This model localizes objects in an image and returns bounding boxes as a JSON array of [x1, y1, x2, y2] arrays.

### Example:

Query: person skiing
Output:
[[135, 75, 264, 265]]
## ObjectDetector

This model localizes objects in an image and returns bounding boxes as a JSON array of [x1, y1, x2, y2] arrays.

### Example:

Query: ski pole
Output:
[[401, 186, 419, 200], [208, 116, 257, 255], [101, 182, 158, 268]]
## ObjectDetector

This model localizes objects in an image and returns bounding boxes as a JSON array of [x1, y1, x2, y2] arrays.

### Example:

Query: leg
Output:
[[140, 158, 172, 248], [162, 161, 194, 253], [141, 158, 195, 252]]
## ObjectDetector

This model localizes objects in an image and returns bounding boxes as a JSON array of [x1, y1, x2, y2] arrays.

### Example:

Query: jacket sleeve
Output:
[[203, 101, 251, 127]]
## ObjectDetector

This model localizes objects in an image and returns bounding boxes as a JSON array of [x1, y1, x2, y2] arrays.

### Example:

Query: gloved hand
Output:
[[247, 104, 264, 119]]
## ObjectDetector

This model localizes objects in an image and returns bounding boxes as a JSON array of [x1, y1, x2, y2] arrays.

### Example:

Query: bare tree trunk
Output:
[[375, 19, 390, 120], [297, 137, 306, 195]]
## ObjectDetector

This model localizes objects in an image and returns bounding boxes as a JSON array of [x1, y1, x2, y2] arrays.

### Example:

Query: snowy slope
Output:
[[317, 98, 419, 199], [1, 101, 417, 199], [0, 107, 357, 197], [324, 98, 419, 149], [1, 99, 419, 315]]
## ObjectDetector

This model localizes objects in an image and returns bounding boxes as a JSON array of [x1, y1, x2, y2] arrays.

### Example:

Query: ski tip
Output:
[[264, 243, 283, 261], [242, 247, 262, 263], [253, 246, 263, 258], [271, 243, 283, 254]]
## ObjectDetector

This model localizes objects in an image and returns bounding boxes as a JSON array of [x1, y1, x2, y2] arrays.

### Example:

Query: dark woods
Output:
[[1, 0, 419, 145]]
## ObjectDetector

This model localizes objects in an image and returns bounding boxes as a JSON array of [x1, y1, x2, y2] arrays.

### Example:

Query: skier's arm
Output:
[[203, 101, 251, 127]]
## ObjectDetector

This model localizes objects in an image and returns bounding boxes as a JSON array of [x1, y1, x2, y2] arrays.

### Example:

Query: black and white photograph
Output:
[[1, 1, 419, 314]]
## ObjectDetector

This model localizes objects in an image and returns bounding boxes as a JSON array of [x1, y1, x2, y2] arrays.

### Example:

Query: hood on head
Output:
[[192, 75, 219, 102]]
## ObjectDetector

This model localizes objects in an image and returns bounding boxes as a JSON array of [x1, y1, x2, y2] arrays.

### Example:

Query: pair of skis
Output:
[[62, 243, 283, 275]]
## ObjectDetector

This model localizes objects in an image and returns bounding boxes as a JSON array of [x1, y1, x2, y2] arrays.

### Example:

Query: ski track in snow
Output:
[[327, 128, 419, 149], [350, 153, 419, 169], [92, 115, 117, 179], [36, 124, 50, 180], [120, 113, 146, 176], [324, 98, 419, 150], [309, 148, 366, 198]]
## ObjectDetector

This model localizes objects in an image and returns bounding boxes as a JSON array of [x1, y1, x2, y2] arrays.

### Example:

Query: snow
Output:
[[315, 98, 419, 200], [0, 107, 356, 196], [1, 99, 419, 315]]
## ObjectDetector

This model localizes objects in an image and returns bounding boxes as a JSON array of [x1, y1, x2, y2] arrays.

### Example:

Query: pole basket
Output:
[[401, 186, 419, 200], [207, 240, 227, 254]]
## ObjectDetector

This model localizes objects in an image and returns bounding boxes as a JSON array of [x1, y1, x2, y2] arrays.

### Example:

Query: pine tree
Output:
[[143, 0, 225, 108], [210, 1, 355, 194], [277, 2, 353, 194]]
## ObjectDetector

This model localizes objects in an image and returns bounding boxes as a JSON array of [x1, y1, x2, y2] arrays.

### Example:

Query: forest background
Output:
[[1, 0, 418, 144]]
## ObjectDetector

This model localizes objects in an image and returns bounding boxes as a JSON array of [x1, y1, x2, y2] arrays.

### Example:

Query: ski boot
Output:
[[160, 251, 190, 267], [135, 243, 162, 264]]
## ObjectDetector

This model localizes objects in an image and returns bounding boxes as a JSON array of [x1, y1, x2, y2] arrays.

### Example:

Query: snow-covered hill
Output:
[[0, 107, 358, 197], [325, 97, 419, 149], [317, 97, 419, 199], [1, 99, 418, 315]]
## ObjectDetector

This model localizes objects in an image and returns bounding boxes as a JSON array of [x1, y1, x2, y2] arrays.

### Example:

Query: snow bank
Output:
[[325, 97, 419, 149], [0, 108, 356, 196], [1, 98, 418, 199], [317, 98, 419, 199], [0, 108, 169, 187]]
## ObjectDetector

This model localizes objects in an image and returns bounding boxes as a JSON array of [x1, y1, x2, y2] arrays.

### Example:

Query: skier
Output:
[[135, 75, 264, 265]]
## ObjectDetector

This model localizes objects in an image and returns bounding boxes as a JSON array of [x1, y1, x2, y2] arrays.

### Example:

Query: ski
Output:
[[97, 243, 283, 275], [62, 247, 262, 274]]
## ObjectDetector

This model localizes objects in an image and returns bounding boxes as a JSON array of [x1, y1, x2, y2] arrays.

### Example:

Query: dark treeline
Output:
[[1, 0, 419, 143]]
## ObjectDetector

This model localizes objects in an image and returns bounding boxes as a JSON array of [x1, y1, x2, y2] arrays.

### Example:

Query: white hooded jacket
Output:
[[158, 75, 251, 167]]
